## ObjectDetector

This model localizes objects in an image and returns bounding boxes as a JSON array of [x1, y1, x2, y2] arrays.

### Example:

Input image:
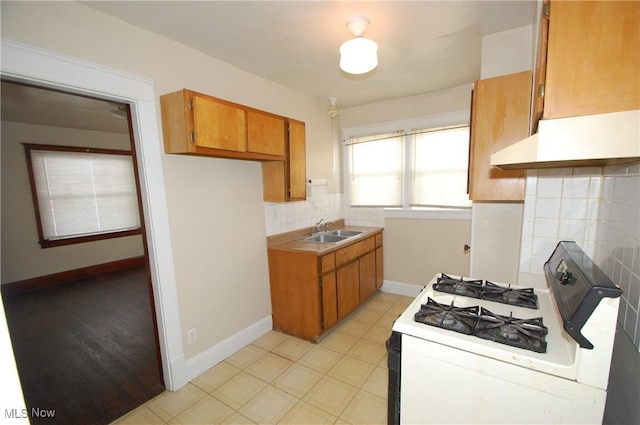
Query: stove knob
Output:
[[556, 271, 574, 285]]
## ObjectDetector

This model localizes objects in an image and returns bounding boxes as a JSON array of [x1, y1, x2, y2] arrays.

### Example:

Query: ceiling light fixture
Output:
[[339, 16, 378, 75]]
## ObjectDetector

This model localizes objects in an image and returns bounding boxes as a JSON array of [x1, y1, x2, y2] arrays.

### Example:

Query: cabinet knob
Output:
[[464, 244, 471, 252]]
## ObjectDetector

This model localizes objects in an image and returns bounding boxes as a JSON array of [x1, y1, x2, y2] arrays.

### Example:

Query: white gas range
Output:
[[388, 241, 621, 425]]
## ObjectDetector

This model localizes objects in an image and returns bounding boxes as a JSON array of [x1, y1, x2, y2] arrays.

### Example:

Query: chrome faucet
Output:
[[315, 219, 324, 234]]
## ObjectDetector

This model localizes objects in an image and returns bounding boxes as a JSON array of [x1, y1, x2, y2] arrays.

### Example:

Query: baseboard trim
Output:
[[381, 280, 424, 298], [185, 315, 273, 384], [1, 256, 146, 297]]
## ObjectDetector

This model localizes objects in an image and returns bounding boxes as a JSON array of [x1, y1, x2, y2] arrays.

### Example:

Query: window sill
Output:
[[383, 208, 471, 221]]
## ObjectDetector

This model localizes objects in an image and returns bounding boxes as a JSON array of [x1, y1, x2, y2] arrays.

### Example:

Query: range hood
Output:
[[491, 110, 640, 170]]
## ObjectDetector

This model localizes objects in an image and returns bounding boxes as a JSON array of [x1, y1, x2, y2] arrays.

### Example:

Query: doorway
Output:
[[0, 38, 185, 403], [1, 81, 164, 424]]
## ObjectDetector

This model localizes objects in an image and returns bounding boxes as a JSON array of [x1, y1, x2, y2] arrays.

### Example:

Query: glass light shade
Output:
[[339, 37, 378, 74]]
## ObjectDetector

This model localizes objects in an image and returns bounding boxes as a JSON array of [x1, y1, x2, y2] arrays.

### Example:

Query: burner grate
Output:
[[474, 308, 547, 353], [433, 273, 483, 299], [414, 298, 478, 335], [433, 274, 539, 309], [482, 281, 538, 309], [413, 299, 548, 353]]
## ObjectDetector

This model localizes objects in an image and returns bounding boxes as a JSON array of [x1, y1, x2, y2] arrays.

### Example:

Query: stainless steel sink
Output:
[[299, 233, 348, 243], [298, 229, 364, 244], [326, 229, 363, 237]]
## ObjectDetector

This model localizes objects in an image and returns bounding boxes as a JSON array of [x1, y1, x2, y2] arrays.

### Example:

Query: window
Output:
[[345, 122, 471, 209], [24, 144, 142, 248], [347, 132, 404, 207], [409, 126, 471, 207]]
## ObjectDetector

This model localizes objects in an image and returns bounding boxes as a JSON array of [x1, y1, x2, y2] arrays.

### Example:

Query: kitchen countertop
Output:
[[267, 220, 383, 255]]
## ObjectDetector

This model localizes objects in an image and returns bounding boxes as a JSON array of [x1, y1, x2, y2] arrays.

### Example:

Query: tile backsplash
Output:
[[520, 162, 640, 350], [263, 191, 385, 236], [520, 167, 602, 275], [264, 193, 342, 236], [593, 162, 640, 349]]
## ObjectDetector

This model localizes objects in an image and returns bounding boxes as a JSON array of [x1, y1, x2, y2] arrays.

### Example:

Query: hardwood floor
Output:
[[2, 266, 164, 425]]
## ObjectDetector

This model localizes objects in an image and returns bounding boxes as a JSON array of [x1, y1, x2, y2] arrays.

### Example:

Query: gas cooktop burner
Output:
[[475, 308, 547, 353], [413, 298, 548, 353], [434, 274, 538, 309], [414, 298, 478, 335], [433, 274, 483, 298], [482, 281, 539, 309]]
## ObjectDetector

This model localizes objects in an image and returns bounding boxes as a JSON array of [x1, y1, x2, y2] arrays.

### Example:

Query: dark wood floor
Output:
[[2, 266, 164, 425]]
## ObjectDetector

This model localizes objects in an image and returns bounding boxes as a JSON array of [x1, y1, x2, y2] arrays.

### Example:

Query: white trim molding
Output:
[[384, 208, 472, 221], [185, 316, 273, 383], [0, 40, 186, 391]]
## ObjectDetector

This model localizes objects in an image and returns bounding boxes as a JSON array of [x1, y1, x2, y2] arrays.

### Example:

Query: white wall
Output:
[[0, 1, 332, 363], [480, 25, 534, 79], [384, 218, 471, 285], [339, 84, 472, 129], [1, 121, 145, 284]]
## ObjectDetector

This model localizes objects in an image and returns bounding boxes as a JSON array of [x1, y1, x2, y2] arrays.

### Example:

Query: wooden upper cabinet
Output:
[[468, 71, 531, 201], [192, 94, 246, 152], [533, 0, 640, 130], [530, 1, 550, 133], [247, 110, 286, 156], [160, 89, 287, 161], [288, 120, 307, 201], [262, 119, 307, 203]]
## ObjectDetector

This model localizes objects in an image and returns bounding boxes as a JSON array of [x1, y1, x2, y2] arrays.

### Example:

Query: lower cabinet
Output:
[[359, 251, 377, 302], [268, 231, 383, 341], [376, 246, 384, 290], [321, 272, 338, 330], [337, 261, 360, 320]]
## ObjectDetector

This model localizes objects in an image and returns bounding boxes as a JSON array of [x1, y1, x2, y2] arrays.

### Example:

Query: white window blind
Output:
[[344, 122, 471, 209], [410, 126, 471, 207], [30, 149, 141, 241], [347, 132, 404, 207]]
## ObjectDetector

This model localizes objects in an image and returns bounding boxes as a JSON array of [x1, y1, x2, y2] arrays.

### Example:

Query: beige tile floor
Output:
[[112, 292, 413, 425]]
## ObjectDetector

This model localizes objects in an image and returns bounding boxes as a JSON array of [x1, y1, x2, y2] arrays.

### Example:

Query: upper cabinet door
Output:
[[247, 111, 286, 156], [541, 1, 640, 121], [192, 94, 247, 152], [468, 71, 531, 201], [530, 1, 550, 134], [288, 120, 307, 201]]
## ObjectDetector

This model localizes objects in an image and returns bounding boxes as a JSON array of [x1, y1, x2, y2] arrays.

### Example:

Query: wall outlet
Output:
[[187, 328, 197, 344]]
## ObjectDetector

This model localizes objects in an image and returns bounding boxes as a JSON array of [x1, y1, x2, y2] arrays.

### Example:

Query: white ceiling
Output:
[[86, 0, 536, 108], [1, 81, 131, 134], [1, 1, 536, 133]]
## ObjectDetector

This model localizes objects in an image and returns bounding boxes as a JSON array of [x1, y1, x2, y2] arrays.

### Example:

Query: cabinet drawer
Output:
[[375, 233, 383, 248], [320, 253, 335, 274], [336, 237, 375, 267]]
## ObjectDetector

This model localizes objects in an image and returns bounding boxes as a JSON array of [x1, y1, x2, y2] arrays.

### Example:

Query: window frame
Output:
[[24, 143, 143, 248], [342, 110, 471, 211]]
